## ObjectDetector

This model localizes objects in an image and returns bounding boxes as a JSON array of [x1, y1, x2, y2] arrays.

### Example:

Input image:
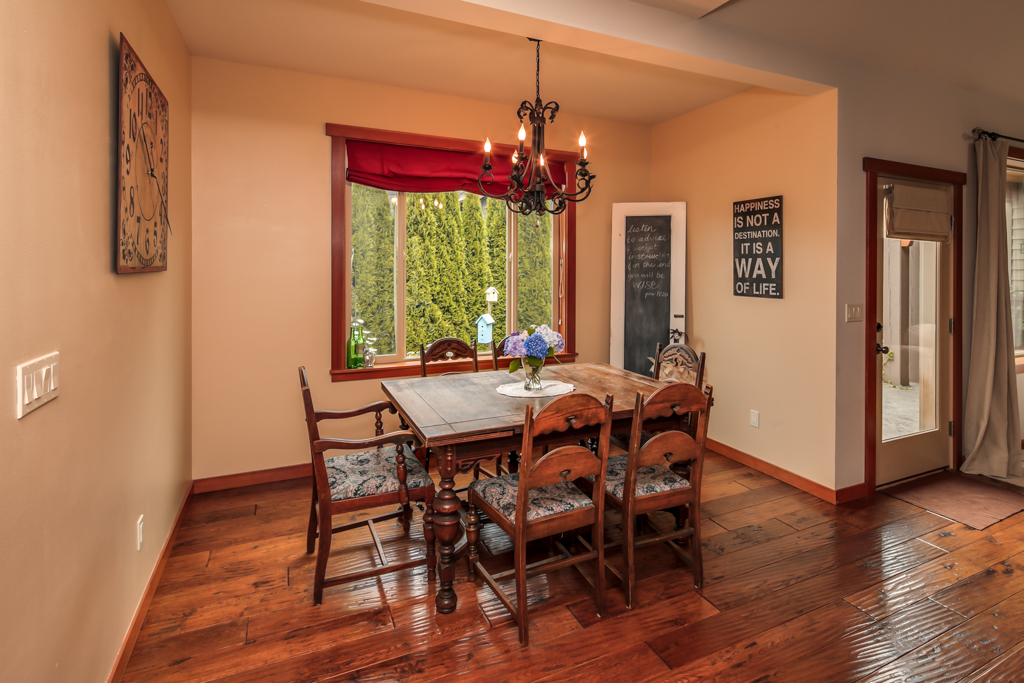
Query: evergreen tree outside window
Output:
[[347, 183, 560, 362], [350, 185, 397, 355], [516, 209, 554, 330]]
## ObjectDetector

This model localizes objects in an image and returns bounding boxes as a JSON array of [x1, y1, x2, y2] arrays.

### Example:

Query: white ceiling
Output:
[[707, 0, 1024, 107], [167, 0, 754, 125]]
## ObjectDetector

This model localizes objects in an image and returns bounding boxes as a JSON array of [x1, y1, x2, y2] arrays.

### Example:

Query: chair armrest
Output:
[[314, 400, 396, 422], [312, 430, 419, 454]]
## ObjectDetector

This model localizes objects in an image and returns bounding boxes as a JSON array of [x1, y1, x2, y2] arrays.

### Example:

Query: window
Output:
[[1008, 155, 1024, 353], [328, 125, 576, 378], [349, 186, 560, 362]]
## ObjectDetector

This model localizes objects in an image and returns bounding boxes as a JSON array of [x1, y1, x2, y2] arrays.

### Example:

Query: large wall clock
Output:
[[116, 34, 169, 273]]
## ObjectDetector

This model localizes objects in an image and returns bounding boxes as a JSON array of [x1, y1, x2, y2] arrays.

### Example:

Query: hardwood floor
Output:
[[121, 453, 1024, 682]]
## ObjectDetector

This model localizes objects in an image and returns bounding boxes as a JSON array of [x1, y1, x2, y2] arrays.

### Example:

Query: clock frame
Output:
[[116, 34, 169, 274]]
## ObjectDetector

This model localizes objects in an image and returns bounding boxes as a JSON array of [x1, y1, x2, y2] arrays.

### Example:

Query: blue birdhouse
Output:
[[476, 313, 495, 345]]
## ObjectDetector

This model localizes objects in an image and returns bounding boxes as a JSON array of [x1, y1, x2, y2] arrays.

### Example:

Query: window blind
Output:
[[884, 182, 952, 242]]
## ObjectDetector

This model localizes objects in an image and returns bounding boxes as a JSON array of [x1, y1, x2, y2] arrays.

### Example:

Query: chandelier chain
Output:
[[534, 39, 541, 101]]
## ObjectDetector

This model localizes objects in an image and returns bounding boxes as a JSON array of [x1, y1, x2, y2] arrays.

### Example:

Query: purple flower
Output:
[[525, 333, 549, 359], [504, 333, 527, 358]]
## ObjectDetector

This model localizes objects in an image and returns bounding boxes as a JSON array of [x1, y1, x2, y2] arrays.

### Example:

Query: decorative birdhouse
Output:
[[485, 286, 499, 303], [476, 313, 495, 345]]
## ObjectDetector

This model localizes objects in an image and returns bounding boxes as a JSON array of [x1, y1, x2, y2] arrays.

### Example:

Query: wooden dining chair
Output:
[[299, 367, 436, 605], [654, 342, 706, 387], [488, 334, 520, 474], [490, 334, 512, 371], [464, 393, 614, 646], [419, 337, 478, 376], [654, 342, 706, 442], [600, 382, 712, 608]]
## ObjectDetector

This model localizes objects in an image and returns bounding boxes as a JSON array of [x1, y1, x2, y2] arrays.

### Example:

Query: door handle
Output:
[[876, 343, 889, 355]]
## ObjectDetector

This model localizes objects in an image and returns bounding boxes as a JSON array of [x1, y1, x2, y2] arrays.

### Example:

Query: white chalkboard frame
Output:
[[610, 202, 687, 371]]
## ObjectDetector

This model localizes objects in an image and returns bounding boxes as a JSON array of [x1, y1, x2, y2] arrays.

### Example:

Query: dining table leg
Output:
[[433, 444, 460, 613]]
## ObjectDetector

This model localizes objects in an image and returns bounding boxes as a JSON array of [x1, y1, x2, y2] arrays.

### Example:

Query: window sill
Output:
[[1016, 356, 1024, 374], [330, 352, 579, 382]]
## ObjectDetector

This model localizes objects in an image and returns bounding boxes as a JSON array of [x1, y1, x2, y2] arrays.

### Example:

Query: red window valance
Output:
[[346, 139, 567, 196]]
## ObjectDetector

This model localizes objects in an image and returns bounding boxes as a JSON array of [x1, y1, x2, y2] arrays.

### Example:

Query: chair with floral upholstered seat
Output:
[[299, 367, 436, 605], [594, 381, 712, 609], [464, 392, 614, 646]]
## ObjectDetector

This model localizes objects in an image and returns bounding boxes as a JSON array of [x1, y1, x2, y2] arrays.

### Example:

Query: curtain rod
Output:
[[973, 127, 1024, 145]]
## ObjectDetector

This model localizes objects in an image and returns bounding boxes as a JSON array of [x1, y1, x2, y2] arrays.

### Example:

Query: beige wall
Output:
[[651, 87, 838, 487], [0, 1, 191, 681], [190, 57, 651, 479]]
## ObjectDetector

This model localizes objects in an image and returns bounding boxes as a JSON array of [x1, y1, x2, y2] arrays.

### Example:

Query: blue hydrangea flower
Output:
[[524, 332, 549, 359]]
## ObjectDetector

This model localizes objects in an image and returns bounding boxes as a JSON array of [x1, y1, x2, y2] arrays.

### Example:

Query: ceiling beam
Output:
[[356, 0, 831, 96]]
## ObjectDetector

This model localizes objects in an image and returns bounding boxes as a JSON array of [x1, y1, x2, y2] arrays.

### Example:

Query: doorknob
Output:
[[876, 322, 883, 333], [876, 343, 889, 355]]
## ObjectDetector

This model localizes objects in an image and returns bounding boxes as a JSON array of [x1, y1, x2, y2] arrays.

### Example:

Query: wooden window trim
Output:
[[327, 124, 578, 382]]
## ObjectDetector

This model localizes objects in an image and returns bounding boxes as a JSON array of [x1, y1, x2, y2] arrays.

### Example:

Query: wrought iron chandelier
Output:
[[477, 38, 595, 216]]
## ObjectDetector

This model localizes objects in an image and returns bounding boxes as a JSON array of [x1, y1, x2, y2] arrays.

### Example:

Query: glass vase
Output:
[[524, 364, 543, 391]]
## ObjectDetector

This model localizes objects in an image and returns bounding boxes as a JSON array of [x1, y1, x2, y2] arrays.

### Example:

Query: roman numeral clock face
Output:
[[117, 34, 169, 273]]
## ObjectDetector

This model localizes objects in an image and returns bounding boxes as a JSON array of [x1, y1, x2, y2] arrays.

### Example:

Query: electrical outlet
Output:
[[137, 515, 144, 550], [750, 410, 759, 428]]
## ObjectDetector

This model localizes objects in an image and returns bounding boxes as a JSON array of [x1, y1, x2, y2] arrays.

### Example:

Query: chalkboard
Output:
[[733, 195, 783, 298], [624, 215, 671, 374]]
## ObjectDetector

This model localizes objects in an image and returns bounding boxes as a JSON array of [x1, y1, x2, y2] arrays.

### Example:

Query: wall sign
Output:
[[733, 195, 782, 298]]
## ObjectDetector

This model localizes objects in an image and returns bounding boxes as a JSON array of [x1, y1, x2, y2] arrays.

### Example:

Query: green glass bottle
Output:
[[347, 321, 360, 369], [353, 319, 366, 368]]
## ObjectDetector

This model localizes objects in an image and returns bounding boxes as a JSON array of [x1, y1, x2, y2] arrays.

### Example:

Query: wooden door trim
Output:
[[863, 157, 966, 496]]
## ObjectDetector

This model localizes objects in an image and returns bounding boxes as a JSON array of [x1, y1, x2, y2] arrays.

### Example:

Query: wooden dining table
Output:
[[381, 361, 680, 614]]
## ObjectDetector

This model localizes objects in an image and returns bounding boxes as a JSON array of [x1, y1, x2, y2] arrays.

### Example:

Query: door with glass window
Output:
[[874, 176, 954, 485]]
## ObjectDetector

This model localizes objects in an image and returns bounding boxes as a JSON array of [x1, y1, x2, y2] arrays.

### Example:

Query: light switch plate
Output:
[[17, 352, 59, 418], [845, 304, 864, 323]]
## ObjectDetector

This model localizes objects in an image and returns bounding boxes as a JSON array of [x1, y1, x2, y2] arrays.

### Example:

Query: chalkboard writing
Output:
[[624, 215, 671, 374], [733, 195, 783, 299]]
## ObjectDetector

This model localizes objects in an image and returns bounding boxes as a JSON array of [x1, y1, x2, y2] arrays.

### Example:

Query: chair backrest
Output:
[[420, 337, 479, 377], [491, 334, 513, 371], [655, 342, 706, 387], [626, 382, 713, 502], [516, 393, 614, 532], [298, 366, 321, 447]]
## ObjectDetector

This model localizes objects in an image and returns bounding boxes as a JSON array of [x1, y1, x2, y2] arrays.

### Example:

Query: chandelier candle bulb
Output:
[[578, 131, 586, 157], [483, 137, 491, 165]]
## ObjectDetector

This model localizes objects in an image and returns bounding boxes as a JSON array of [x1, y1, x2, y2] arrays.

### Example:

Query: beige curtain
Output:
[[963, 138, 1023, 478]]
